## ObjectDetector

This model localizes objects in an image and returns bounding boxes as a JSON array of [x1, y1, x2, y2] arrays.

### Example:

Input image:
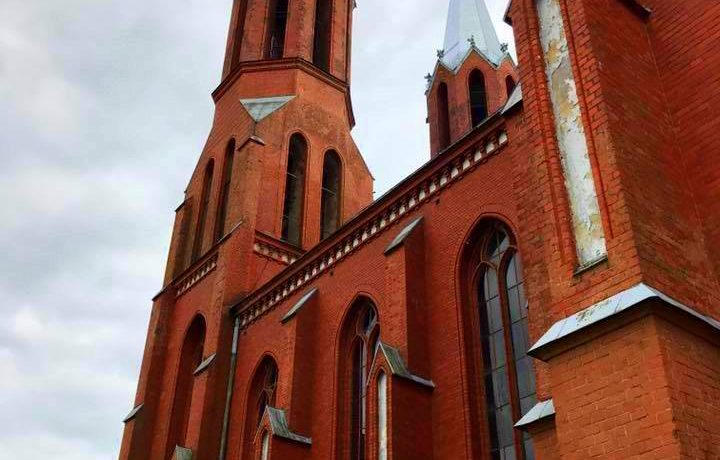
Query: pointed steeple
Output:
[[441, 0, 503, 70]]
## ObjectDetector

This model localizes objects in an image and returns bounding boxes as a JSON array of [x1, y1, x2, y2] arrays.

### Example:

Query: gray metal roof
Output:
[[501, 83, 523, 114], [442, 0, 504, 70], [515, 399, 555, 430], [122, 403, 144, 423], [384, 216, 423, 255], [193, 353, 216, 376], [529, 283, 720, 359], [240, 95, 296, 122], [264, 406, 312, 445], [281, 288, 318, 323], [370, 342, 435, 389]]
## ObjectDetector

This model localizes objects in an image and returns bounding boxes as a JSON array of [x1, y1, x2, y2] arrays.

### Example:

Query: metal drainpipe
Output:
[[218, 316, 240, 460]]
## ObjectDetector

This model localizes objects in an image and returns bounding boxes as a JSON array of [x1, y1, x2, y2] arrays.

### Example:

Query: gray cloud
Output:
[[0, 0, 514, 458]]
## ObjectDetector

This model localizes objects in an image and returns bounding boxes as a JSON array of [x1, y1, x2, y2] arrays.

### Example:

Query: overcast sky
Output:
[[0, 0, 514, 458]]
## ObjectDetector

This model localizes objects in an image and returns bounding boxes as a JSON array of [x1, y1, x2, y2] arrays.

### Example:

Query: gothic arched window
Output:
[[338, 298, 380, 460], [215, 139, 236, 242], [320, 150, 342, 240], [469, 69, 488, 126], [230, 0, 250, 68], [474, 224, 536, 460], [505, 75, 517, 99], [192, 160, 215, 261], [282, 134, 308, 246], [243, 357, 279, 459], [437, 82, 451, 150], [313, 0, 332, 72], [166, 315, 206, 459], [264, 0, 289, 59]]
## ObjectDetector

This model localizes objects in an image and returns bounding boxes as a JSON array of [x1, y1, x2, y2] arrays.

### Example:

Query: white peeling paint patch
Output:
[[537, 0, 607, 266]]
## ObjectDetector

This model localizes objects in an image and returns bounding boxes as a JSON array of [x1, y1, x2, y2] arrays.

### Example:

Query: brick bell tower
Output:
[[119, 0, 373, 458], [426, 0, 519, 157]]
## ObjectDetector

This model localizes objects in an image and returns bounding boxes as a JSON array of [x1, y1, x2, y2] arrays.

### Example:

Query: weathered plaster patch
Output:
[[537, 0, 607, 266]]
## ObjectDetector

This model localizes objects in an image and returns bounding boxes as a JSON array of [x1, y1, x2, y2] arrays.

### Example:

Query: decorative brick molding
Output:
[[236, 124, 509, 330], [253, 233, 302, 266], [175, 251, 218, 297]]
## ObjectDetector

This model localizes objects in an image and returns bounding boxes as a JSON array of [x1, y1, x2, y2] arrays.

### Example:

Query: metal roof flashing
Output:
[[529, 283, 720, 361]]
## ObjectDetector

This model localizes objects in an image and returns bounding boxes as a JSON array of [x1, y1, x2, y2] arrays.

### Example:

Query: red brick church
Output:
[[119, 0, 720, 458]]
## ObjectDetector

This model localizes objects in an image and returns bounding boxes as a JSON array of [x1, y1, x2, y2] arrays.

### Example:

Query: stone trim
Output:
[[174, 251, 218, 297]]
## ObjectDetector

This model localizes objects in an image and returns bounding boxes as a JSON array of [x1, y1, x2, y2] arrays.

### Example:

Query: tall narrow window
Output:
[[215, 140, 236, 242], [264, 0, 289, 59], [338, 298, 380, 460], [166, 316, 206, 459], [474, 225, 536, 460], [281, 135, 307, 246], [437, 82, 451, 150], [320, 150, 342, 240], [377, 372, 388, 460], [469, 69, 488, 126], [192, 160, 215, 261], [313, 0, 332, 72], [243, 357, 279, 460], [230, 0, 250, 68], [505, 76, 517, 99]]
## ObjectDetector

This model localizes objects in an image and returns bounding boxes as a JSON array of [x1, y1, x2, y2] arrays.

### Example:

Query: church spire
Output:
[[441, 0, 503, 70]]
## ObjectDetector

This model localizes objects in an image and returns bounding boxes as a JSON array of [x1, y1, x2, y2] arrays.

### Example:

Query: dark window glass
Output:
[[265, 0, 289, 59], [321, 151, 342, 240], [477, 227, 536, 460], [349, 301, 379, 460], [506, 76, 517, 99], [437, 82, 451, 150], [469, 69, 488, 126], [215, 140, 236, 242], [192, 161, 215, 261], [281, 135, 308, 246], [313, 0, 332, 72], [256, 360, 278, 426]]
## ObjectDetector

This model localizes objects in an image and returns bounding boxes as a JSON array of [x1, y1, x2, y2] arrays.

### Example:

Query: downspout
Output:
[[218, 316, 240, 460]]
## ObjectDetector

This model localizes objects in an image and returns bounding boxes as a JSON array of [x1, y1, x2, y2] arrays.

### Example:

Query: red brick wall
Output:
[[427, 53, 518, 156]]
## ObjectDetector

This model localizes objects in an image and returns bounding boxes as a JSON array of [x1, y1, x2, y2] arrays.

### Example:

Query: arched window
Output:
[[469, 69, 488, 126], [505, 75, 517, 99], [313, 0, 332, 72], [320, 150, 342, 240], [472, 224, 536, 460], [264, 0, 289, 59], [215, 140, 236, 242], [377, 372, 388, 460], [166, 316, 206, 459], [192, 160, 215, 261], [230, 0, 250, 68], [243, 357, 279, 459], [281, 134, 308, 246], [437, 82, 451, 150], [338, 298, 380, 460]]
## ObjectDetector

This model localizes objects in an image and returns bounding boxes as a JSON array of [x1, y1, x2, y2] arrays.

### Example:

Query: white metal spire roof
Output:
[[441, 0, 504, 70]]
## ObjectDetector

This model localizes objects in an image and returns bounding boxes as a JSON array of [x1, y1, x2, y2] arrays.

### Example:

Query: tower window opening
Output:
[[437, 82, 451, 150], [265, 0, 289, 59], [320, 150, 342, 240], [506, 76, 517, 99], [192, 160, 215, 261], [469, 69, 488, 126], [215, 139, 236, 242], [281, 134, 308, 246], [313, 0, 332, 72]]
